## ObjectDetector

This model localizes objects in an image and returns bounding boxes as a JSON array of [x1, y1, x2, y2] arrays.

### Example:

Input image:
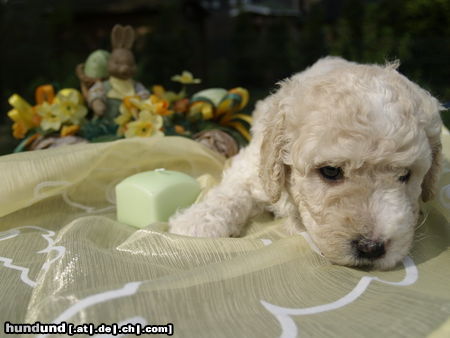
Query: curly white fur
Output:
[[169, 57, 443, 269]]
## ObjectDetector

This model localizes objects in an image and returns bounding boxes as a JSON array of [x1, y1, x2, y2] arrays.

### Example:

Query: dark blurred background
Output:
[[1, 0, 449, 154]]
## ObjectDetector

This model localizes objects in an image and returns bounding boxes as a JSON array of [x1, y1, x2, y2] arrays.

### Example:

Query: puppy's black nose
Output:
[[352, 238, 385, 259]]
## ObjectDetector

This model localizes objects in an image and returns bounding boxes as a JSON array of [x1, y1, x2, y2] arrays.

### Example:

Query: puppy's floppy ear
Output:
[[419, 94, 444, 202], [421, 135, 442, 202], [259, 108, 287, 203]]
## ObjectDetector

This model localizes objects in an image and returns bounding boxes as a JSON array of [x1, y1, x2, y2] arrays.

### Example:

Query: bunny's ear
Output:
[[111, 24, 125, 49], [122, 25, 135, 50], [111, 24, 135, 50]]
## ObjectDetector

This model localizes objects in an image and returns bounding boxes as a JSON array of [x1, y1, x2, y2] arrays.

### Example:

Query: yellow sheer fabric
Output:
[[0, 135, 449, 337]]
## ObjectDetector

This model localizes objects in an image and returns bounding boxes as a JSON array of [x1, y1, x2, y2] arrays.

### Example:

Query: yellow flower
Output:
[[115, 108, 132, 126], [36, 102, 66, 131], [152, 85, 166, 98], [35, 85, 55, 105], [115, 111, 133, 137], [60, 125, 80, 137], [7, 94, 40, 139], [124, 111, 164, 138], [117, 95, 170, 137], [54, 89, 87, 124], [120, 95, 172, 118], [6, 86, 82, 139], [150, 95, 173, 116], [171, 71, 201, 84], [152, 85, 180, 103], [116, 96, 140, 136], [115, 97, 135, 129], [12, 121, 28, 139]]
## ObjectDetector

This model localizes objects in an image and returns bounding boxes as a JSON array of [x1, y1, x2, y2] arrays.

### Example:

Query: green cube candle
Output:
[[116, 169, 201, 228]]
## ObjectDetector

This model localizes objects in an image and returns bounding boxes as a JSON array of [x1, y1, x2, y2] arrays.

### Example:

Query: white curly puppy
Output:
[[170, 57, 443, 269]]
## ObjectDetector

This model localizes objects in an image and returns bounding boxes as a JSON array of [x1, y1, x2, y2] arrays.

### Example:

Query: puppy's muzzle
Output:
[[352, 237, 386, 260]]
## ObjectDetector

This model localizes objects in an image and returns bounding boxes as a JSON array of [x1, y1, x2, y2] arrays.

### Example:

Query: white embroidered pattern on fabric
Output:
[[0, 226, 66, 288], [33, 180, 115, 213], [33, 181, 71, 201], [37, 282, 143, 338], [261, 256, 418, 338], [261, 239, 273, 246], [62, 191, 115, 214]]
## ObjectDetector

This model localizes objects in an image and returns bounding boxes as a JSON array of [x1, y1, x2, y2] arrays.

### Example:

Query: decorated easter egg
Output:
[[192, 88, 228, 106], [84, 50, 111, 79]]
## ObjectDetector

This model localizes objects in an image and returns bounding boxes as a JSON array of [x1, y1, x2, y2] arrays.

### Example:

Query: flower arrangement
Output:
[[6, 71, 251, 156], [114, 73, 252, 142], [7, 85, 89, 151], [5, 25, 252, 157]]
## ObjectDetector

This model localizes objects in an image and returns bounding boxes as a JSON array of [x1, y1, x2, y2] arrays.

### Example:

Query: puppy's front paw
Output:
[[169, 209, 237, 238]]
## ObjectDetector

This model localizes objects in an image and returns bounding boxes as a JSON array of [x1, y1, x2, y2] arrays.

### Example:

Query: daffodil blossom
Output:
[[124, 110, 164, 138], [36, 102, 67, 131], [116, 95, 172, 136], [55, 89, 88, 124], [115, 103, 133, 128], [116, 97, 141, 136], [7, 94, 41, 139], [152, 85, 182, 102], [12, 120, 28, 139], [171, 71, 201, 85]]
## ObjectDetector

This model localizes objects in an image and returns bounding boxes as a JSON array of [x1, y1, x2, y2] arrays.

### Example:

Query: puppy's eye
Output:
[[399, 170, 411, 183], [319, 166, 343, 181]]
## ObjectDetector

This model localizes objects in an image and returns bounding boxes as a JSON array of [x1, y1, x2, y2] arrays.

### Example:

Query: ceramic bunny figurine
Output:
[[88, 24, 149, 123]]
